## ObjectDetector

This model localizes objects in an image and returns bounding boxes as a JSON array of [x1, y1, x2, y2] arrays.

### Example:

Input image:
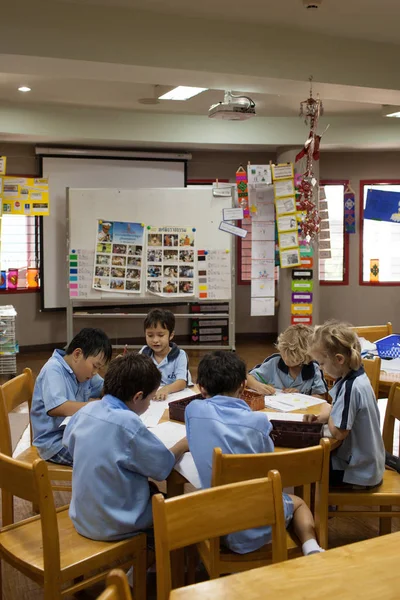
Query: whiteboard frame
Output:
[[66, 186, 236, 350]]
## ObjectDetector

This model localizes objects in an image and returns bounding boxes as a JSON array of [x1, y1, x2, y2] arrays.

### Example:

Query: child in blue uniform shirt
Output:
[[31, 328, 112, 466], [305, 321, 385, 488], [139, 308, 192, 400], [185, 351, 324, 556], [63, 353, 188, 541], [247, 324, 327, 397]]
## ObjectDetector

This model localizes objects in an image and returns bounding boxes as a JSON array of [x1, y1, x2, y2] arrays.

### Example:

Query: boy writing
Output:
[[63, 353, 188, 541], [31, 328, 112, 466], [247, 324, 327, 397], [185, 351, 324, 556], [139, 308, 191, 400]]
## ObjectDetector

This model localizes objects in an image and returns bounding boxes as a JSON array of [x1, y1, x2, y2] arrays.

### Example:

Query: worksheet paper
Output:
[[139, 402, 166, 427], [151, 421, 201, 488], [264, 393, 326, 412], [264, 412, 304, 422]]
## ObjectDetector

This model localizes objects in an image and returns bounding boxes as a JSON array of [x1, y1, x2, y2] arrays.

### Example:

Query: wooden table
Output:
[[379, 370, 400, 397], [162, 393, 339, 498], [170, 531, 400, 600]]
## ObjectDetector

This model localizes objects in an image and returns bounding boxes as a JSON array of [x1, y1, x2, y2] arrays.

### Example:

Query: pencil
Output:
[[255, 372, 270, 386]]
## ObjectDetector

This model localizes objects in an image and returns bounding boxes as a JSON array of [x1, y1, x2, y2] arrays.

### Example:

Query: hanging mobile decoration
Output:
[[295, 76, 326, 241], [236, 165, 250, 217]]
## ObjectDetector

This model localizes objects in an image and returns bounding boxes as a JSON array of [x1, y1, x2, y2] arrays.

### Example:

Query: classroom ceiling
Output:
[[57, 0, 400, 45], [1, 0, 400, 150]]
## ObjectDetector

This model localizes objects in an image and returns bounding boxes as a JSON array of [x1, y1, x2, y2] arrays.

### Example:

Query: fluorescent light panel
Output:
[[386, 111, 400, 118], [158, 86, 207, 100]]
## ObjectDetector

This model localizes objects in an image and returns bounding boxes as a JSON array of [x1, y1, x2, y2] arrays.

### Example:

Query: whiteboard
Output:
[[42, 157, 185, 309], [68, 187, 233, 303]]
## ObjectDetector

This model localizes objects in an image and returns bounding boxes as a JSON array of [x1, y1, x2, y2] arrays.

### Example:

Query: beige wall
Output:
[[320, 152, 400, 332], [3, 144, 399, 346]]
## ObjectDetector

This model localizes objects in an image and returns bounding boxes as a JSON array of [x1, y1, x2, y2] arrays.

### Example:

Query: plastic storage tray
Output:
[[169, 388, 265, 422], [269, 420, 324, 448], [375, 334, 400, 359]]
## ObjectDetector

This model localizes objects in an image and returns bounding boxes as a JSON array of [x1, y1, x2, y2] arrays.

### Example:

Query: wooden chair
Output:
[[363, 356, 381, 398], [190, 438, 330, 581], [352, 322, 393, 343], [152, 473, 287, 600], [0, 368, 72, 525], [328, 383, 400, 536], [96, 570, 132, 600], [0, 453, 147, 600]]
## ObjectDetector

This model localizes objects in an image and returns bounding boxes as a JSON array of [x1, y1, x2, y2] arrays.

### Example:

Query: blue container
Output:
[[375, 334, 400, 359]]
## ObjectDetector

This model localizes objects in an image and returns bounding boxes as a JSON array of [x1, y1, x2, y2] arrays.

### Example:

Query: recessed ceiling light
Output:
[[385, 111, 400, 118], [158, 86, 207, 101], [18, 86, 31, 93]]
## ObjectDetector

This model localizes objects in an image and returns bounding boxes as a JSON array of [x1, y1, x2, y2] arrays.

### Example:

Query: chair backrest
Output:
[[212, 438, 330, 547], [363, 356, 381, 398], [152, 473, 287, 600], [96, 570, 132, 600], [0, 367, 35, 452], [0, 452, 61, 575], [382, 384, 400, 455], [352, 322, 393, 343]]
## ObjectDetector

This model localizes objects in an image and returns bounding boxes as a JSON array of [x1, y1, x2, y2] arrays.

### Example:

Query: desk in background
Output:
[[170, 531, 400, 600]]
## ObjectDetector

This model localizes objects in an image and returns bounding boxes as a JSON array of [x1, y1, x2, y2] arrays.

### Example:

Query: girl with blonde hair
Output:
[[305, 320, 385, 488]]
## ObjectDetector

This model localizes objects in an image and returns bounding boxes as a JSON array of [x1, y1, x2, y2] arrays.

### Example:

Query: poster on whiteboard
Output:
[[146, 225, 196, 296], [93, 220, 144, 293]]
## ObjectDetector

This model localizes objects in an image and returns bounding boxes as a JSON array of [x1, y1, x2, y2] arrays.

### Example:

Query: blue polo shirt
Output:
[[139, 342, 192, 386], [185, 396, 293, 554], [63, 395, 175, 541], [31, 349, 104, 461], [330, 367, 385, 486], [249, 354, 327, 395]]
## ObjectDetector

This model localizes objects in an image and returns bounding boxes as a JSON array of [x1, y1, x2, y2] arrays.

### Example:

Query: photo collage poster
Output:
[[146, 226, 196, 296], [93, 220, 144, 293]]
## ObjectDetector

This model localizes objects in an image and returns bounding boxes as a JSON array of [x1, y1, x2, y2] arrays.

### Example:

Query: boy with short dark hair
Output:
[[63, 353, 188, 541], [31, 328, 112, 466], [139, 308, 191, 400], [185, 350, 324, 556]]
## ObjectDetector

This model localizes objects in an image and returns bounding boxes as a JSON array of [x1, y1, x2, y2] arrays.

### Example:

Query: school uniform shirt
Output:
[[330, 367, 385, 486], [30, 349, 104, 461], [249, 353, 327, 395], [185, 396, 294, 554], [139, 342, 192, 386], [63, 394, 175, 541]]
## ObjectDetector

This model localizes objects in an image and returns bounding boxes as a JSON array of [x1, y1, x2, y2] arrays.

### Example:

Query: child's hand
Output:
[[258, 383, 276, 396], [282, 387, 298, 394], [303, 413, 318, 423], [154, 389, 168, 401]]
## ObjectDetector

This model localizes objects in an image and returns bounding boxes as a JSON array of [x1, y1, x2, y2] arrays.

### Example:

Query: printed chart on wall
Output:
[[69, 249, 95, 298], [197, 249, 231, 300], [146, 226, 196, 296], [93, 220, 144, 293], [1, 177, 50, 216], [250, 185, 275, 316]]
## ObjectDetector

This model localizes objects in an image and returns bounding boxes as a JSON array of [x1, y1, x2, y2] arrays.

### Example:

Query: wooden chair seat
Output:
[[329, 469, 400, 507], [15, 446, 73, 480], [196, 530, 299, 572], [0, 506, 144, 583], [96, 570, 132, 600]]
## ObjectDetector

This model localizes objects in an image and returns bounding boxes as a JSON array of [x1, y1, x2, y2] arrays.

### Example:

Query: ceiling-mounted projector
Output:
[[208, 91, 256, 120]]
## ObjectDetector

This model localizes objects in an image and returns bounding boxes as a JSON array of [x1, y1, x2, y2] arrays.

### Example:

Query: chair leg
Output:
[[379, 506, 392, 536], [186, 546, 197, 585], [133, 548, 147, 600]]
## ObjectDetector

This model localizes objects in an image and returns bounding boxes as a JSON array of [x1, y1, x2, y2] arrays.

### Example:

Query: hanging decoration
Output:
[[236, 166, 250, 218], [295, 76, 326, 242], [344, 181, 356, 233]]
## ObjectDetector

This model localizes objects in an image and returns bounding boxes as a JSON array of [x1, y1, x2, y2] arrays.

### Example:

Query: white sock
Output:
[[302, 538, 325, 556]]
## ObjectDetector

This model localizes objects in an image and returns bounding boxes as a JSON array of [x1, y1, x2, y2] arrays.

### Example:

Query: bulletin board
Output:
[[67, 187, 234, 303]]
